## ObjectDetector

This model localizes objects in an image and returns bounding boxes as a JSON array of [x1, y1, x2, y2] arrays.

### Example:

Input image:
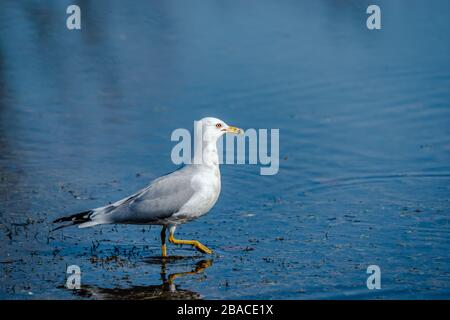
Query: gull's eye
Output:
[[215, 123, 222, 128]]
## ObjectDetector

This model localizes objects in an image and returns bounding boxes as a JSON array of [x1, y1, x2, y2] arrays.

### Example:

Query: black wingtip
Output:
[[52, 210, 93, 225]]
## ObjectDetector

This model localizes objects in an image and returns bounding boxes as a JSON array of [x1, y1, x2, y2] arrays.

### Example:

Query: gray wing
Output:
[[97, 166, 196, 224]]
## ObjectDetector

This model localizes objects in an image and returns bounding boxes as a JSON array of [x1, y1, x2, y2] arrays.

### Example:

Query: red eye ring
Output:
[[215, 123, 222, 128]]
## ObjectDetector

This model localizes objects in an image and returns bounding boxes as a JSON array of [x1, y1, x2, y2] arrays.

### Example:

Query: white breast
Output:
[[172, 165, 221, 222]]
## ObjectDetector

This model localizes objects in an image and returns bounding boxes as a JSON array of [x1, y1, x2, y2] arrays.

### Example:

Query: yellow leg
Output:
[[168, 226, 212, 254], [161, 226, 167, 257]]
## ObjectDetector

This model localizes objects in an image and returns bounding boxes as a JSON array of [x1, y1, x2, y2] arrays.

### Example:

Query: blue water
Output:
[[1, 0, 450, 299]]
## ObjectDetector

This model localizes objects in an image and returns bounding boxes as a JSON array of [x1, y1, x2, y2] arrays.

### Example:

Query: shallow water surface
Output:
[[1, 0, 450, 299]]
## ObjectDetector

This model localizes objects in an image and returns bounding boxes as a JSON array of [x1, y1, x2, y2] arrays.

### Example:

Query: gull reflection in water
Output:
[[75, 258, 213, 300]]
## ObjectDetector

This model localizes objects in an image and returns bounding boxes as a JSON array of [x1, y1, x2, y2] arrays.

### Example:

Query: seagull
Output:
[[53, 117, 243, 257]]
